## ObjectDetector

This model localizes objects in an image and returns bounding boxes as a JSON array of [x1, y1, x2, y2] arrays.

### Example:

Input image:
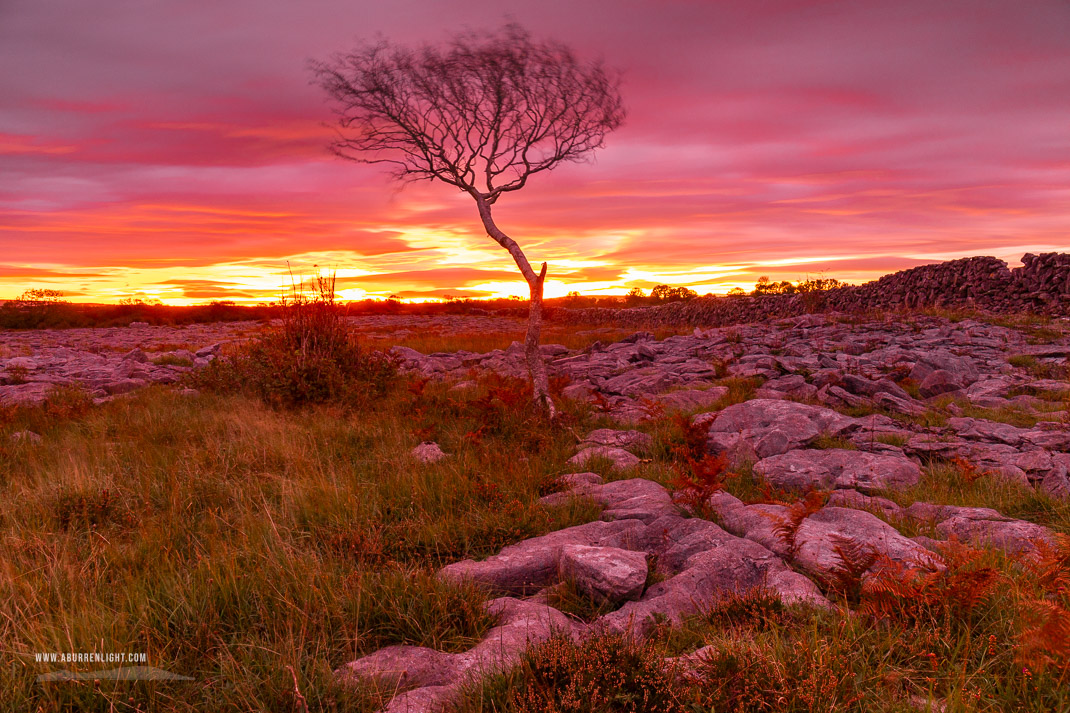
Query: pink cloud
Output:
[[1, 0, 1069, 301]]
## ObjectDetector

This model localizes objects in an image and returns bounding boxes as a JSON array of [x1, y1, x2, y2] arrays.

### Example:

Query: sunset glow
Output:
[[3, 0, 1069, 303]]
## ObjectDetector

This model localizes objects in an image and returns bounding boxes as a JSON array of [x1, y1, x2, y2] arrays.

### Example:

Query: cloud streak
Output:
[[1, 0, 1069, 302]]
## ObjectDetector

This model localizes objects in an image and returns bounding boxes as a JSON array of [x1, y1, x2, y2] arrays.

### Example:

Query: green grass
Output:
[[811, 434, 857, 450], [1008, 354, 1070, 380], [878, 459, 1070, 536], [151, 354, 194, 367], [3, 309, 1069, 712], [0, 380, 597, 712], [457, 582, 1070, 713]]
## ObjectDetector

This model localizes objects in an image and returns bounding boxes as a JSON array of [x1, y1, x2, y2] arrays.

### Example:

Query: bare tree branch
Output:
[[310, 24, 624, 200], [311, 24, 625, 416]]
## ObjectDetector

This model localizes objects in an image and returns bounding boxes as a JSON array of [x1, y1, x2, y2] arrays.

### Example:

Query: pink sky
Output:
[[2, 0, 1069, 303]]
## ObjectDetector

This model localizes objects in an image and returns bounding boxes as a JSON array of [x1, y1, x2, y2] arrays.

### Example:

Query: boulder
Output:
[[936, 512, 1054, 555], [558, 545, 648, 603], [596, 536, 827, 637], [706, 399, 860, 459], [411, 442, 448, 463], [754, 449, 922, 493], [918, 369, 964, 398], [650, 386, 729, 411], [1041, 467, 1070, 499], [580, 429, 653, 453], [568, 446, 641, 471], [438, 519, 645, 595], [791, 507, 932, 578], [336, 645, 457, 691], [337, 597, 577, 711], [589, 478, 678, 523]]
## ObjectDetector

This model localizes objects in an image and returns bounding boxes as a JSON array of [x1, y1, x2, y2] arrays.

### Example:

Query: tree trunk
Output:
[[525, 262, 556, 417], [473, 195, 557, 418]]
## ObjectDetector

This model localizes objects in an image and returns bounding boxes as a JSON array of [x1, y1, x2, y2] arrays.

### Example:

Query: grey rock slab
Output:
[[438, 519, 646, 595], [706, 399, 861, 459], [584, 478, 678, 523], [336, 645, 457, 690], [337, 597, 577, 713], [568, 446, 641, 471], [411, 442, 448, 463], [457, 597, 580, 678], [792, 507, 931, 578], [598, 370, 676, 397], [1041, 466, 1070, 499], [919, 369, 965, 398], [104, 378, 148, 395], [1022, 428, 1070, 452], [873, 391, 928, 417], [965, 378, 1014, 401], [0, 382, 53, 405], [935, 513, 1055, 555], [755, 375, 818, 401], [640, 515, 741, 573], [906, 434, 967, 459], [650, 386, 729, 412], [580, 429, 653, 453], [754, 449, 922, 493], [595, 536, 827, 637], [381, 686, 454, 713], [556, 472, 604, 489], [558, 545, 648, 603], [948, 417, 1026, 446], [909, 350, 980, 385], [825, 490, 903, 518]]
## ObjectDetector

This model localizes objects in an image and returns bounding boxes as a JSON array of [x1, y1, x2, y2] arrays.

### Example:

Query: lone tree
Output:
[[312, 25, 625, 416]]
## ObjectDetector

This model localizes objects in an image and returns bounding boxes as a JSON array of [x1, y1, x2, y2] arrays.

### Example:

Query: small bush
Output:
[[51, 488, 139, 532], [42, 384, 93, 420], [191, 273, 398, 408], [5, 365, 28, 385], [152, 354, 194, 367], [491, 634, 686, 713], [542, 578, 621, 622]]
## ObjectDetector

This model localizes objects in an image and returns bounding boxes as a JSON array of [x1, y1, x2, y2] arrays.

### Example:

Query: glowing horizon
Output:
[[3, 0, 1069, 304]]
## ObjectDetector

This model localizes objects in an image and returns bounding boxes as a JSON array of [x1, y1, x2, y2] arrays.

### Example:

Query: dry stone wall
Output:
[[559, 252, 1070, 328]]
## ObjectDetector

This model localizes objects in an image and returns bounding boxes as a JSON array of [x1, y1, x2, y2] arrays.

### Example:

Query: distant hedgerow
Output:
[[190, 273, 398, 408]]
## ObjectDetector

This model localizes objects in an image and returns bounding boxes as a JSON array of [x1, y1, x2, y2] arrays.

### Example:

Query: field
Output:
[[2, 308, 1069, 713]]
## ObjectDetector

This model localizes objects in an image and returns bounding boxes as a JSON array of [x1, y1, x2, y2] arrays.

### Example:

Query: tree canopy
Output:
[[312, 24, 625, 204]]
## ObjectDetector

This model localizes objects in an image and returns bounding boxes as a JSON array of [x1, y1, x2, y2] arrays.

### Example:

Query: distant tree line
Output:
[[0, 290, 280, 330], [750, 275, 847, 295], [1, 275, 850, 330]]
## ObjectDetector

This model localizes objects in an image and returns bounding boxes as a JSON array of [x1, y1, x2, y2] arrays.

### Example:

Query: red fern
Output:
[[765, 490, 828, 559], [670, 412, 709, 463], [1017, 533, 1070, 675], [821, 534, 881, 605], [860, 539, 999, 626], [1018, 599, 1070, 675], [670, 452, 730, 517]]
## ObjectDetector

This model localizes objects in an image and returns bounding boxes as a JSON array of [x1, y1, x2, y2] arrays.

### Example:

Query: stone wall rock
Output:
[[558, 252, 1070, 328]]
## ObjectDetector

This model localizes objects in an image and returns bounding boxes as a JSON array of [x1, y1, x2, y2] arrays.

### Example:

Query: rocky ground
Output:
[[363, 311, 1070, 712], [4, 310, 1069, 711], [0, 315, 521, 406]]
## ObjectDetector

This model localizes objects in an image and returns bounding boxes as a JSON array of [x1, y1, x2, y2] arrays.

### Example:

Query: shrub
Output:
[[152, 354, 194, 367], [50, 487, 140, 532], [860, 539, 1000, 629], [498, 635, 686, 713], [42, 384, 93, 420], [191, 273, 398, 408]]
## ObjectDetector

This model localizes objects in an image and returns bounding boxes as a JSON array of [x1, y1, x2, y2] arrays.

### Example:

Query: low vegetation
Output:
[[189, 275, 398, 409], [1, 298, 1067, 712]]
